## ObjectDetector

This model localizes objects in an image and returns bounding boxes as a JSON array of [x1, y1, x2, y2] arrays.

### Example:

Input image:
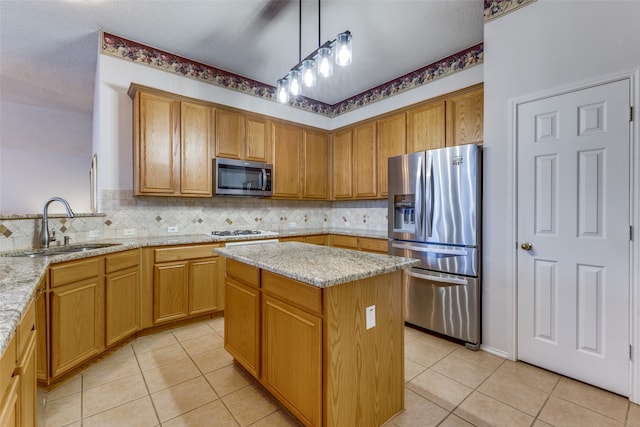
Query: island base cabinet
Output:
[[324, 271, 404, 427], [262, 295, 322, 427]]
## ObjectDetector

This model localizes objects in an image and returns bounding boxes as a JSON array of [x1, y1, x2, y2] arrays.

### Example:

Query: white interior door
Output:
[[517, 79, 631, 395]]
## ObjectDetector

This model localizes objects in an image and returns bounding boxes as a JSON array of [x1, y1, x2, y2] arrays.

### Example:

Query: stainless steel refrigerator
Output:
[[388, 144, 482, 350]]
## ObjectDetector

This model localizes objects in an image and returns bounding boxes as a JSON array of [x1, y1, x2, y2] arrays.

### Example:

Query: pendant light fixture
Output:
[[276, 0, 352, 102]]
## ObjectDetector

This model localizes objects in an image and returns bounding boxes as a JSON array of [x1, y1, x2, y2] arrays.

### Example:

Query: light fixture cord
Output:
[[298, 0, 302, 63]]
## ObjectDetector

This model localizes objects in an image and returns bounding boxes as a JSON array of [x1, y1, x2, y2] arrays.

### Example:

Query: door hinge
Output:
[[631, 106, 634, 122], [630, 344, 633, 361], [631, 225, 634, 241]]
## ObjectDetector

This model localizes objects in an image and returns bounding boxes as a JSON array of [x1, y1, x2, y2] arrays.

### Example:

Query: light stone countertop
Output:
[[215, 241, 419, 288], [0, 228, 391, 356]]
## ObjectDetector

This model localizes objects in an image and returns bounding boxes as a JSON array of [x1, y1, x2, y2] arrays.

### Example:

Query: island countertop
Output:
[[215, 241, 419, 287]]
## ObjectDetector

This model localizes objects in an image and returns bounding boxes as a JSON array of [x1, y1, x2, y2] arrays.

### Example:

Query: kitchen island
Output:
[[215, 241, 419, 427]]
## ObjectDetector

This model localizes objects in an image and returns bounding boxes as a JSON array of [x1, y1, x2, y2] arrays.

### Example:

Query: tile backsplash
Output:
[[0, 190, 388, 252]]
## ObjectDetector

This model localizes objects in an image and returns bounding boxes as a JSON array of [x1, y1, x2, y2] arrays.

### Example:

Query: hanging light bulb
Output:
[[335, 31, 352, 66], [301, 59, 316, 87], [277, 78, 289, 103], [289, 69, 302, 96], [317, 47, 333, 78]]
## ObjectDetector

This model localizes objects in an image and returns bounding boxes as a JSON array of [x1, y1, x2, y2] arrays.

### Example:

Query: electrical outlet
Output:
[[88, 230, 101, 238], [344, 222, 351, 227], [289, 222, 296, 228], [167, 226, 179, 233], [123, 228, 136, 237], [366, 305, 376, 330]]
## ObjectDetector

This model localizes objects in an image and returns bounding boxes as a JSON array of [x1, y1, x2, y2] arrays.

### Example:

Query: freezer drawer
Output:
[[404, 268, 480, 349], [390, 241, 478, 277]]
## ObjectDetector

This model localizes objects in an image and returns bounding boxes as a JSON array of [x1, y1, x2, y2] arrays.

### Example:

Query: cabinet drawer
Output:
[[16, 299, 35, 360], [330, 234, 358, 249], [358, 237, 388, 253], [226, 259, 260, 288], [50, 257, 102, 288], [154, 244, 221, 263], [262, 271, 322, 315], [305, 235, 327, 245], [106, 249, 140, 274]]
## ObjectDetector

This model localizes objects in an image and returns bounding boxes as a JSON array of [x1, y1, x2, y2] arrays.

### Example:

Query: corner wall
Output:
[[482, 0, 640, 356]]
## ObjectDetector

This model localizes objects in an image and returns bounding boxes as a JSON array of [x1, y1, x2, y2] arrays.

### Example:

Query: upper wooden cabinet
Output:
[[215, 109, 271, 163], [406, 100, 445, 153], [377, 113, 406, 197], [272, 122, 302, 198], [131, 86, 213, 197], [331, 129, 353, 199], [445, 86, 484, 147], [302, 129, 329, 199], [353, 121, 378, 199]]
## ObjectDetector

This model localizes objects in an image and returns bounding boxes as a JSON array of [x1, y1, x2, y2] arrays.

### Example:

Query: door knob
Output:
[[520, 242, 533, 251]]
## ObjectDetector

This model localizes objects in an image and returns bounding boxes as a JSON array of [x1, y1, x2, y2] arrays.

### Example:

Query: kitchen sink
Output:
[[5, 243, 123, 258]]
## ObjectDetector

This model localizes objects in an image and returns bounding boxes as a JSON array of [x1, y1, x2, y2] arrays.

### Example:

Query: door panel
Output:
[[517, 79, 630, 395]]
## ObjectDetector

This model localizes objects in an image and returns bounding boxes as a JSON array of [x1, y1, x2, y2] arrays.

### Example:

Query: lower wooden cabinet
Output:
[[50, 276, 103, 378], [329, 234, 388, 254], [151, 244, 223, 325], [278, 235, 327, 245], [1, 298, 37, 427], [262, 294, 322, 426], [224, 276, 261, 377], [105, 250, 140, 347]]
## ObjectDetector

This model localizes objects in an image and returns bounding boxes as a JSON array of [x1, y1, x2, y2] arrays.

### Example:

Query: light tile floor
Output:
[[39, 317, 640, 426]]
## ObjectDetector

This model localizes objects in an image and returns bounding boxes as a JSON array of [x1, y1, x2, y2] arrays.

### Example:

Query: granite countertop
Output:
[[215, 241, 419, 288], [0, 228, 390, 356]]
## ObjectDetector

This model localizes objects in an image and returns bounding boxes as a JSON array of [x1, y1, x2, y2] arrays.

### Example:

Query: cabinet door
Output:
[[215, 109, 244, 159], [262, 294, 322, 427], [153, 262, 189, 324], [135, 91, 179, 195], [445, 87, 484, 146], [353, 122, 378, 199], [0, 376, 18, 427], [105, 267, 140, 346], [35, 279, 47, 382], [272, 122, 302, 198], [332, 129, 353, 199], [180, 102, 212, 196], [50, 278, 103, 378], [302, 129, 329, 199], [224, 278, 260, 377], [189, 257, 222, 315], [17, 336, 36, 427], [406, 100, 445, 153], [377, 113, 406, 197], [245, 115, 270, 163]]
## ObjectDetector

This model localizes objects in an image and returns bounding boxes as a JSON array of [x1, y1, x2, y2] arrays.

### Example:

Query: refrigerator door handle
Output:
[[391, 242, 468, 256], [425, 153, 433, 237], [415, 156, 424, 238], [406, 269, 469, 286]]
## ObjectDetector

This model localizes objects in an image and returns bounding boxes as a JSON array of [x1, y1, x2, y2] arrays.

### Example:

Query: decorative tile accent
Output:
[[484, 0, 537, 22], [0, 225, 11, 238], [105, 219, 112, 226], [100, 32, 483, 117]]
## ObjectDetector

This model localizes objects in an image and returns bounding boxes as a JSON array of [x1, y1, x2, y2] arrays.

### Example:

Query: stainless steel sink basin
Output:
[[5, 243, 122, 257]]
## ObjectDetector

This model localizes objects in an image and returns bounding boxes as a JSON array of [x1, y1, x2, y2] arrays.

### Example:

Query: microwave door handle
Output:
[[415, 156, 424, 238], [260, 169, 266, 191]]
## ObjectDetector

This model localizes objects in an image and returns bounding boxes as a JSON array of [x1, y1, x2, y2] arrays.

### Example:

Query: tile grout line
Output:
[[131, 341, 164, 426]]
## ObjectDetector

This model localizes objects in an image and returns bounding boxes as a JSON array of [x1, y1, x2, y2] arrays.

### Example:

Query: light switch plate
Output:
[[366, 305, 376, 330], [167, 226, 179, 233], [123, 228, 136, 236], [88, 230, 101, 238]]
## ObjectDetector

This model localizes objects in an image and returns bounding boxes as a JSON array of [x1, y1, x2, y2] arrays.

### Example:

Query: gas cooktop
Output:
[[208, 230, 278, 237]]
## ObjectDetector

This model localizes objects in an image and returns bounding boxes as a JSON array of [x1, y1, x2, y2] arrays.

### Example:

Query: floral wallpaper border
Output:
[[484, 0, 537, 22], [101, 32, 482, 117]]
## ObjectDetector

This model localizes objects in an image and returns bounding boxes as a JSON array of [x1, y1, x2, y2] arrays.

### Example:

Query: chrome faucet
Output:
[[40, 197, 75, 248]]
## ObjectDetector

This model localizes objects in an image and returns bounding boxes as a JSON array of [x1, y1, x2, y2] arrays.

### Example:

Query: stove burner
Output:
[[210, 230, 266, 236]]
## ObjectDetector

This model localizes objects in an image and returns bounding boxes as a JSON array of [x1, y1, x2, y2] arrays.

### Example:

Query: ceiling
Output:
[[0, 0, 484, 117]]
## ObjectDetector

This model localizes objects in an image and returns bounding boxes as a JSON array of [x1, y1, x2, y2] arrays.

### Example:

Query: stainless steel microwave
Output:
[[214, 158, 273, 196]]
